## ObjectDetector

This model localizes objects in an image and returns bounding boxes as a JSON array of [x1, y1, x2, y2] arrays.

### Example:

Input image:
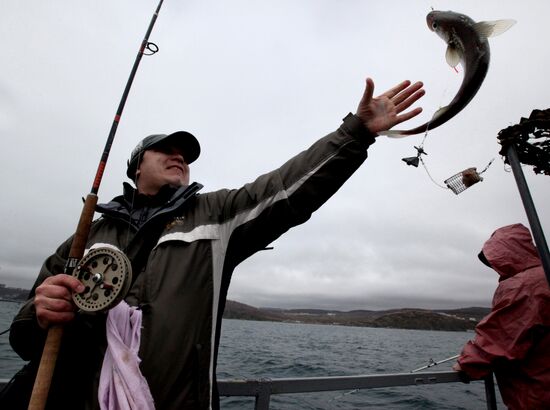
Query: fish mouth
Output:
[[426, 14, 435, 31]]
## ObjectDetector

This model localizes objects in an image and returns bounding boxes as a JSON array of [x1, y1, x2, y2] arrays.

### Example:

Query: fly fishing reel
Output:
[[71, 247, 132, 312]]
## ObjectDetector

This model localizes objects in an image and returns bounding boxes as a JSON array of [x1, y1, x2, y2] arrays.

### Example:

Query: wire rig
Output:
[[401, 142, 494, 195], [497, 108, 550, 176]]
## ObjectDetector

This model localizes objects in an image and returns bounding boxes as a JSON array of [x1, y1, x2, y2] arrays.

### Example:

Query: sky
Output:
[[1, 0, 549, 311]]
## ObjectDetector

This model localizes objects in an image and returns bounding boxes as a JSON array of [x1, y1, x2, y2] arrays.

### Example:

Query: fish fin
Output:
[[474, 19, 517, 38], [445, 45, 461, 68], [431, 105, 448, 121]]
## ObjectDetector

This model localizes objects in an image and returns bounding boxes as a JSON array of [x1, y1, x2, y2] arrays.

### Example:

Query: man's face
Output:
[[136, 143, 190, 195]]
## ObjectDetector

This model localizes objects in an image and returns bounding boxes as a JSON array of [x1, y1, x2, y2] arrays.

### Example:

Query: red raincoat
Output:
[[457, 223, 550, 409]]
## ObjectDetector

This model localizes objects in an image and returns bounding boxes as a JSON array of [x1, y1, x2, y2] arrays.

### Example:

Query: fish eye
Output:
[[432, 22, 438, 29]]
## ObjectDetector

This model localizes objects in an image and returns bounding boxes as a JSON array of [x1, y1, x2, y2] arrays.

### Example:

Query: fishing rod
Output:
[[28, 1, 166, 408], [411, 354, 459, 373]]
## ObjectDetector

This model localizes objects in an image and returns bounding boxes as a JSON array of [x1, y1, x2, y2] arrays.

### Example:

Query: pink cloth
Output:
[[98, 300, 155, 410]]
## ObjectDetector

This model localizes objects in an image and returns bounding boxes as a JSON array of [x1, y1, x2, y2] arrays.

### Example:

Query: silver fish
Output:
[[380, 10, 515, 137]]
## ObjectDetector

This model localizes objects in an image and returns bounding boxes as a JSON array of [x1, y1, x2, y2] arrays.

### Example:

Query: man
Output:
[[10, 78, 424, 409], [454, 223, 550, 409]]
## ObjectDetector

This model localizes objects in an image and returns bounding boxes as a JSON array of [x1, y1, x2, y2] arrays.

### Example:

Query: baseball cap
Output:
[[126, 131, 200, 180]]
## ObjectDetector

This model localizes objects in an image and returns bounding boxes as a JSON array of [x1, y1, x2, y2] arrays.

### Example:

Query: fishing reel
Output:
[[71, 247, 132, 312]]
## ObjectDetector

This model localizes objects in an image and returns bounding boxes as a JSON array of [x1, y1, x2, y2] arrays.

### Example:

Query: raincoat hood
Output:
[[482, 223, 541, 280]]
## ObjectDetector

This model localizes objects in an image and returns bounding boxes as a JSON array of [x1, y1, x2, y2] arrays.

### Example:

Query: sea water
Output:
[[0, 301, 501, 409], [217, 318, 498, 409]]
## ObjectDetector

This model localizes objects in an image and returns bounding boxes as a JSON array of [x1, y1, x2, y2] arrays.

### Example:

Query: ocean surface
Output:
[[0, 301, 502, 409]]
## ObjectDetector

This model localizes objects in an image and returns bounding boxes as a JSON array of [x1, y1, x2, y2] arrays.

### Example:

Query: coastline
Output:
[[0, 286, 489, 332]]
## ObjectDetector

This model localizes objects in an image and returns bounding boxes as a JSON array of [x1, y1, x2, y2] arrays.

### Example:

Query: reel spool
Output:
[[71, 247, 132, 312]]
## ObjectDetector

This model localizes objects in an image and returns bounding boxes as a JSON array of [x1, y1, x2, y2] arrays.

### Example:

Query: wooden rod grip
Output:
[[28, 326, 64, 410], [69, 193, 98, 260]]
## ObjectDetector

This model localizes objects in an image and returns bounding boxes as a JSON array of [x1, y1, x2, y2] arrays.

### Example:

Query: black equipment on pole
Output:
[[497, 108, 550, 287]]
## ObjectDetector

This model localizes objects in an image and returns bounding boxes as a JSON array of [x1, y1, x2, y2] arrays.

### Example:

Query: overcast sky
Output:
[[2, 0, 549, 311]]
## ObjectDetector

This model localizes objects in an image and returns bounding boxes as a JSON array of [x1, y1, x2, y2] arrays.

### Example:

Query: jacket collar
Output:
[[97, 182, 203, 218], [122, 182, 180, 208]]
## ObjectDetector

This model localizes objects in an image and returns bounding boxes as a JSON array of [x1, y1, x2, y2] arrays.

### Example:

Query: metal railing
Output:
[[1, 370, 498, 409], [217, 370, 498, 410]]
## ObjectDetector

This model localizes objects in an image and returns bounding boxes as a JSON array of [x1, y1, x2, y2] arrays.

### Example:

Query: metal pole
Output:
[[483, 373, 498, 410], [506, 144, 550, 286], [254, 383, 272, 410]]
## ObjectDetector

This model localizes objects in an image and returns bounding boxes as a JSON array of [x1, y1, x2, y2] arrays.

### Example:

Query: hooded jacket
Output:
[[457, 223, 550, 410], [10, 113, 375, 409]]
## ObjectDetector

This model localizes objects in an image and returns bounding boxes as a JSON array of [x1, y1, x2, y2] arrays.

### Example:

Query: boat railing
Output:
[[217, 370, 498, 410], [0, 370, 498, 409]]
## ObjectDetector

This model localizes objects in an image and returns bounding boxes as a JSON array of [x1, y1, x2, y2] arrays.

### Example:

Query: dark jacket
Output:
[[10, 113, 375, 409], [457, 223, 550, 410]]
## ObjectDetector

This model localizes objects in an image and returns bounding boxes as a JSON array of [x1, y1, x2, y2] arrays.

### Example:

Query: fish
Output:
[[380, 10, 516, 137]]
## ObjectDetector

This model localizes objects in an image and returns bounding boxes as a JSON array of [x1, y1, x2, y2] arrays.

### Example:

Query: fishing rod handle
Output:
[[28, 0, 165, 405], [69, 193, 98, 261], [28, 326, 64, 410], [28, 193, 98, 409]]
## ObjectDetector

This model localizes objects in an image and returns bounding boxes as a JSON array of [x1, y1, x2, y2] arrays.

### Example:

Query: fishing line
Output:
[[401, 74, 452, 170], [401, 71, 495, 194], [124, 141, 144, 249], [124, 188, 138, 249], [418, 155, 448, 190]]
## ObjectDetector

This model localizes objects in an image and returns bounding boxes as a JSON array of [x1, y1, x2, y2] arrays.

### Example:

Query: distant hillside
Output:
[[0, 285, 489, 332], [435, 307, 490, 322], [221, 300, 288, 322], [370, 310, 474, 332], [224, 300, 490, 332], [0, 284, 29, 302]]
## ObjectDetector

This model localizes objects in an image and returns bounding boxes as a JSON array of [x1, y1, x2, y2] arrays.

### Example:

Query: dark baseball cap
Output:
[[126, 131, 200, 180]]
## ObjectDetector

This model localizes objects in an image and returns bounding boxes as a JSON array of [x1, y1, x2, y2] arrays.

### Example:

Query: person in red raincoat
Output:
[[454, 223, 550, 409]]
